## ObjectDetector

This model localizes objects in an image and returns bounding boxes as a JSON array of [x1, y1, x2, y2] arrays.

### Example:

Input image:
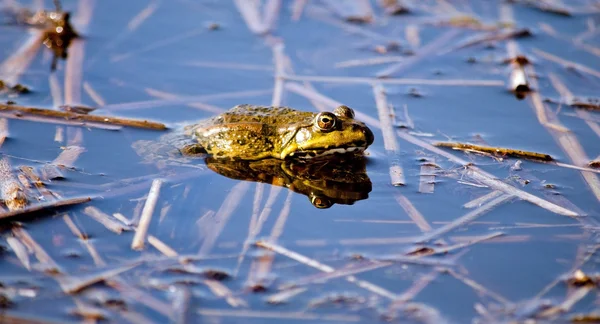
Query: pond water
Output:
[[0, 0, 599, 323]]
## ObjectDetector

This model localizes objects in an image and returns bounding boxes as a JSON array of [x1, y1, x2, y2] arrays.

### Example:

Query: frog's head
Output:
[[280, 105, 375, 159]]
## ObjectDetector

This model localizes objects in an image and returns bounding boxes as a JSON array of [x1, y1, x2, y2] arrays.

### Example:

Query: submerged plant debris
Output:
[[0, 0, 598, 323]]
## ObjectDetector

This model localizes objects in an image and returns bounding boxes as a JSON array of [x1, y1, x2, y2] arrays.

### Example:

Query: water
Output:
[[0, 0, 599, 323]]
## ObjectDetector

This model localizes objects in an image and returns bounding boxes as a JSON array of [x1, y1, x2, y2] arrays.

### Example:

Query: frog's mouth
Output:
[[288, 146, 366, 159]]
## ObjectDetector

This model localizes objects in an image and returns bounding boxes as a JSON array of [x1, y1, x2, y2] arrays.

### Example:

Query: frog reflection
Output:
[[205, 157, 372, 209], [132, 104, 375, 208]]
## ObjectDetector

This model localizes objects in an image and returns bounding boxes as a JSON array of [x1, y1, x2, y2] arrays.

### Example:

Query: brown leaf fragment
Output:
[[309, 292, 366, 308], [322, 0, 374, 23], [405, 246, 435, 257], [165, 265, 231, 281], [378, 0, 409, 15], [567, 270, 598, 287], [571, 312, 600, 323]]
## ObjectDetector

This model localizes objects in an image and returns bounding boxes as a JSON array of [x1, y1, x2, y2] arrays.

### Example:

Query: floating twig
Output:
[[0, 31, 44, 85], [281, 261, 392, 289], [267, 287, 307, 305], [256, 240, 399, 299], [513, 0, 572, 16], [285, 82, 380, 128], [111, 28, 206, 62], [0, 196, 91, 221], [271, 42, 285, 107], [103, 88, 271, 111], [233, 183, 265, 276], [145, 88, 225, 114], [0, 158, 28, 210], [63, 214, 106, 267], [0, 103, 166, 130], [416, 195, 512, 243], [508, 55, 531, 97], [322, 0, 374, 23], [0, 118, 7, 149], [377, 30, 461, 78], [335, 56, 404, 69], [291, 0, 307, 21], [83, 206, 131, 234], [6, 236, 31, 271], [539, 23, 600, 58], [170, 285, 192, 324], [454, 28, 532, 50], [198, 181, 249, 256], [526, 67, 600, 202], [262, 0, 281, 32], [536, 286, 593, 319], [533, 48, 600, 79], [418, 162, 438, 194], [447, 268, 512, 305], [283, 74, 505, 87], [234, 0, 267, 34], [306, 5, 392, 42], [196, 308, 360, 322], [106, 279, 172, 317], [463, 190, 503, 208], [411, 232, 505, 257], [58, 263, 140, 294], [548, 72, 600, 138], [19, 166, 58, 201], [238, 186, 282, 281], [147, 235, 177, 257], [434, 142, 553, 161], [131, 179, 163, 250], [373, 84, 405, 185], [379, 0, 409, 15], [396, 131, 579, 216], [249, 190, 293, 288], [203, 280, 248, 308], [394, 194, 432, 232], [12, 226, 60, 272], [82, 82, 106, 107]]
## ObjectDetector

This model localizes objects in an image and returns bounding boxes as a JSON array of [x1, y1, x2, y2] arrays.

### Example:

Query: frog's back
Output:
[[208, 104, 314, 126], [189, 105, 315, 160]]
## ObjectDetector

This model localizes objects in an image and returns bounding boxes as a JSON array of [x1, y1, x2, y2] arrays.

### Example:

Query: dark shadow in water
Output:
[[206, 156, 372, 209]]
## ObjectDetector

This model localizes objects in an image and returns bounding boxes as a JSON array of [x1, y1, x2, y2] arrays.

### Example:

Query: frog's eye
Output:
[[333, 105, 355, 119], [315, 112, 337, 132], [310, 195, 333, 209]]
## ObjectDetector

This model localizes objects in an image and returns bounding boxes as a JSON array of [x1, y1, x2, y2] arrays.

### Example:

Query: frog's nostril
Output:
[[363, 128, 374, 147]]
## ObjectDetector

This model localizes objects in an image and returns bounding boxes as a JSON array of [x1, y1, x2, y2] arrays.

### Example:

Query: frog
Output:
[[134, 104, 374, 163], [185, 104, 373, 160]]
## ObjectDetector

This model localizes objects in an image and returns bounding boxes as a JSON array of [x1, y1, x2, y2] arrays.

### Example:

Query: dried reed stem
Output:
[[131, 179, 163, 250]]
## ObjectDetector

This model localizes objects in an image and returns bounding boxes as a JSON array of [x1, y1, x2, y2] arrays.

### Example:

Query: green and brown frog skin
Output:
[[205, 157, 372, 209], [135, 104, 374, 163], [183, 104, 374, 160]]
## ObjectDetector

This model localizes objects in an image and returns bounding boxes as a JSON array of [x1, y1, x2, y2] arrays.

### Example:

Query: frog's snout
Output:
[[363, 127, 374, 147]]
